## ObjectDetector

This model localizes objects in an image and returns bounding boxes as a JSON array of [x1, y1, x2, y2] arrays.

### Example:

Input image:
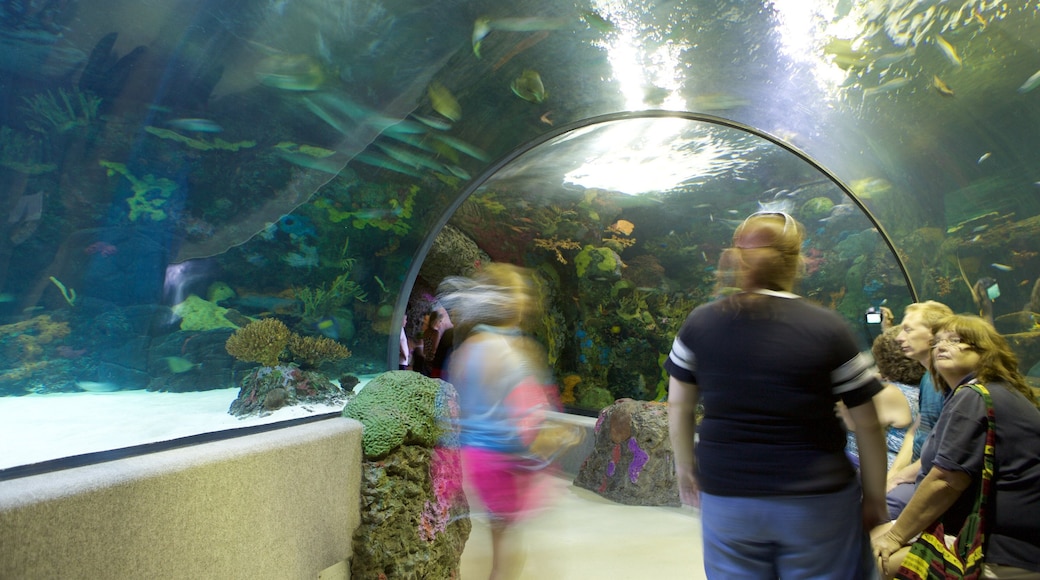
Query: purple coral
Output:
[[627, 437, 649, 483]]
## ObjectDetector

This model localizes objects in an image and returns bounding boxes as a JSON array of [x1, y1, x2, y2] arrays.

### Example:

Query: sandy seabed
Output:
[[0, 379, 373, 471]]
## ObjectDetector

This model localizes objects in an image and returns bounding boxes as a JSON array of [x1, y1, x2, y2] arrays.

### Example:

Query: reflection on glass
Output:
[[436, 116, 908, 412]]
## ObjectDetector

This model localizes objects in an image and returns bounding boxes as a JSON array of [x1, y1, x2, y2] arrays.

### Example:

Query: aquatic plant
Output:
[[144, 126, 256, 152], [225, 318, 292, 367], [0, 126, 55, 174], [19, 88, 101, 133], [287, 334, 351, 369], [295, 268, 368, 322]]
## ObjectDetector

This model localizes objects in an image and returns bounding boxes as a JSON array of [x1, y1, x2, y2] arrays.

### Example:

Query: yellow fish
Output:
[[935, 35, 962, 67], [932, 75, 955, 97], [427, 81, 461, 122], [608, 219, 635, 236], [510, 69, 548, 103]]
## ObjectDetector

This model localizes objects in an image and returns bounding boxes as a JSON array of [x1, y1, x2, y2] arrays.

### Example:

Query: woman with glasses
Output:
[[872, 315, 1040, 578], [666, 212, 889, 578]]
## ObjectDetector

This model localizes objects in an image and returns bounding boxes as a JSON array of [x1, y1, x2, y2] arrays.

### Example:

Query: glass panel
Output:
[[3, 0, 1039, 473], [430, 115, 909, 412]]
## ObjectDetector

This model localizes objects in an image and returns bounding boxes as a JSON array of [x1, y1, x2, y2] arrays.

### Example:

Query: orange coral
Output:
[[287, 334, 351, 369], [533, 236, 582, 264], [225, 318, 291, 367]]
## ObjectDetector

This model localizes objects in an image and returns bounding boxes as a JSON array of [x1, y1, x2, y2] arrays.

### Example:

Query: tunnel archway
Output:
[[395, 111, 919, 406]]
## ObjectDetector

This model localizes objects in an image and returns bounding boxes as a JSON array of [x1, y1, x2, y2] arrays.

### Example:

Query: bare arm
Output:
[[847, 399, 889, 529], [888, 423, 916, 475], [873, 466, 972, 570], [888, 459, 921, 491], [668, 376, 700, 507]]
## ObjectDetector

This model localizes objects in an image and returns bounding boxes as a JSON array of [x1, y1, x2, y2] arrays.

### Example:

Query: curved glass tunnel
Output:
[[2, 0, 1040, 472]]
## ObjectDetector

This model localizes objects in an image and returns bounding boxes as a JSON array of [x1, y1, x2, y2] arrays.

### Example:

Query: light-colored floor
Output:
[[460, 476, 706, 579]]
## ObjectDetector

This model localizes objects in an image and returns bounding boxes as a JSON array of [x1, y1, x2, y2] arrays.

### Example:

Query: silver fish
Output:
[[1018, 69, 1040, 93]]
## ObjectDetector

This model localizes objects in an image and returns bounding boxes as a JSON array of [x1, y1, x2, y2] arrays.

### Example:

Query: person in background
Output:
[[439, 263, 557, 580], [423, 304, 454, 378], [839, 326, 923, 471], [399, 313, 411, 370], [886, 300, 954, 519], [666, 211, 888, 578], [872, 314, 1040, 578]]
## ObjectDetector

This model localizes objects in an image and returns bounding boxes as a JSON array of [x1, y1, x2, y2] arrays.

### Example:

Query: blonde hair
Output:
[[904, 300, 954, 327], [437, 263, 542, 335], [716, 212, 804, 295], [930, 314, 1038, 407]]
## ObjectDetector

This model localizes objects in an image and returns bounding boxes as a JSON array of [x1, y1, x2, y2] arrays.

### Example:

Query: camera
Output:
[[865, 307, 883, 325], [979, 277, 1000, 301]]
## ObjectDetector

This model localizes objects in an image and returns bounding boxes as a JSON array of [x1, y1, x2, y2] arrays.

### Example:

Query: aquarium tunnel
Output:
[[2, 0, 1040, 568]]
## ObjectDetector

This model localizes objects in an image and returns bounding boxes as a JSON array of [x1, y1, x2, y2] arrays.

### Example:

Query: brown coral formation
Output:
[[224, 318, 291, 367], [287, 334, 351, 369]]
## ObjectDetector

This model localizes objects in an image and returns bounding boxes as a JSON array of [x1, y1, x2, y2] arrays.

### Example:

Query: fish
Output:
[[472, 16, 572, 57], [1018, 70, 1040, 93], [161, 356, 201, 374], [935, 35, 962, 67], [539, 111, 554, 126], [353, 152, 425, 178], [511, 69, 548, 103], [863, 76, 910, 97], [972, 8, 987, 29], [978, 152, 991, 164], [76, 381, 120, 392], [168, 118, 223, 133], [410, 113, 453, 131], [608, 219, 635, 235], [427, 81, 461, 122], [255, 53, 325, 91], [580, 10, 615, 32], [301, 96, 350, 134], [430, 133, 489, 162], [315, 317, 339, 340], [375, 142, 449, 173], [991, 263, 1013, 272], [493, 31, 549, 72], [932, 75, 954, 97]]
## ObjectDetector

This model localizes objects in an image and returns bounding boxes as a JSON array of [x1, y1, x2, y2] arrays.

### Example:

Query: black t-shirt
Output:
[[665, 292, 882, 496], [919, 381, 1040, 573]]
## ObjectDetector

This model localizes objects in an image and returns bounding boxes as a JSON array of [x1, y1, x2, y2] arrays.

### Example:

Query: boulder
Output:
[[574, 399, 679, 506]]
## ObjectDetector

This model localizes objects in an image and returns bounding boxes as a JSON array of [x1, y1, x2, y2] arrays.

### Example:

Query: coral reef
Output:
[[172, 295, 243, 332], [575, 245, 621, 280], [348, 377, 469, 579], [287, 334, 351, 369], [225, 318, 292, 367], [99, 160, 180, 221], [227, 363, 348, 417], [0, 315, 71, 363], [533, 236, 582, 264], [144, 126, 256, 152], [341, 370, 444, 459]]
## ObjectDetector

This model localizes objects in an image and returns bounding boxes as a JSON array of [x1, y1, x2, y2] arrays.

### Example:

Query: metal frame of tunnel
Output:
[[387, 110, 919, 369]]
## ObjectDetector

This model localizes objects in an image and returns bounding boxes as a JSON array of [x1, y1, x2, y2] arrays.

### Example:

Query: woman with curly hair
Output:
[[872, 314, 1040, 578]]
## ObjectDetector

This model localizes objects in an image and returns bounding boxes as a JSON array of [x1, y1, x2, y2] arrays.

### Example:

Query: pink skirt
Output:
[[462, 447, 549, 523]]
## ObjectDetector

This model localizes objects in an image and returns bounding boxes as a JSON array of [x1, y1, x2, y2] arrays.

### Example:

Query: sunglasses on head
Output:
[[734, 211, 795, 248]]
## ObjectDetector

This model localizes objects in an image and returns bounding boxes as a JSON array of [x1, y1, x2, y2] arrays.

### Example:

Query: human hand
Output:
[[871, 525, 905, 576], [675, 464, 701, 508], [880, 306, 895, 330]]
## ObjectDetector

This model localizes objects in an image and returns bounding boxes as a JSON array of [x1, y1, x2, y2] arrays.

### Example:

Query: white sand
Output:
[[0, 381, 371, 471]]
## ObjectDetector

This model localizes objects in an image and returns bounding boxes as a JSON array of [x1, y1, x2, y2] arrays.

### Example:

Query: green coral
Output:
[[295, 265, 368, 322], [341, 370, 444, 459], [313, 184, 417, 235], [575, 245, 618, 278], [172, 294, 243, 331], [99, 160, 179, 221], [144, 126, 256, 151]]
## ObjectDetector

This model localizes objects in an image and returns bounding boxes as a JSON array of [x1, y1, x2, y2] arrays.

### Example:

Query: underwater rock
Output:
[[418, 224, 490, 288], [347, 375, 469, 579], [574, 399, 680, 506], [227, 364, 347, 417]]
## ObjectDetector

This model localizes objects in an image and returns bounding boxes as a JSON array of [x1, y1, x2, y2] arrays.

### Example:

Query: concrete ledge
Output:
[[0, 417, 362, 580], [544, 411, 598, 477]]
